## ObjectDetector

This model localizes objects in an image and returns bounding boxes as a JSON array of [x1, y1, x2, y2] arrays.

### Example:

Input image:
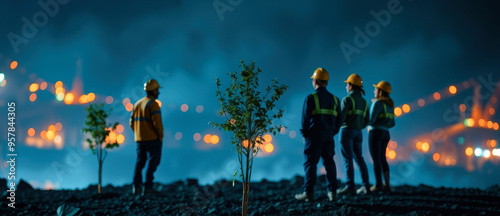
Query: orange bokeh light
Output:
[[29, 83, 39, 92], [449, 85, 457, 94], [264, 143, 274, 153], [181, 104, 189, 112], [263, 134, 272, 143], [433, 92, 441, 100], [116, 124, 124, 133], [478, 119, 486, 127], [46, 130, 55, 141], [487, 121, 493, 129], [122, 98, 130, 106], [55, 123, 63, 131], [494, 123, 499, 130], [489, 108, 495, 115], [402, 104, 410, 113], [204, 134, 212, 143], [10, 61, 18, 70], [418, 99, 425, 107], [55, 87, 65, 95], [79, 95, 88, 104], [416, 142, 422, 150], [40, 82, 47, 90], [55, 81, 63, 89], [28, 128, 35, 137], [29, 93, 37, 102], [394, 107, 402, 117], [87, 93, 96, 102], [108, 132, 117, 143], [421, 142, 430, 152], [433, 153, 440, 162], [48, 125, 56, 132], [459, 104, 466, 112], [117, 134, 125, 144], [106, 96, 113, 104], [387, 150, 396, 160], [40, 130, 47, 139], [125, 103, 133, 112], [210, 135, 219, 144], [465, 147, 473, 156], [64, 93, 75, 105]]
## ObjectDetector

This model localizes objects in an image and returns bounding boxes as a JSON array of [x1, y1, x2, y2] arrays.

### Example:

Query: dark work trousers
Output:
[[369, 129, 390, 187], [303, 131, 337, 193], [340, 127, 370, 188], [134, 139, 162, 189]]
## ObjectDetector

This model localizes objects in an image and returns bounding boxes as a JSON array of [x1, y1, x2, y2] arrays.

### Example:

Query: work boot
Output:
[[295, 192, 314, 202], [336, 186, 356, 196], [144, 188, 161, 195], [327, 191, 337, 202], [356, 185, 370, 195], [370, 184, 384, 193], [132, 186, 143, 195]]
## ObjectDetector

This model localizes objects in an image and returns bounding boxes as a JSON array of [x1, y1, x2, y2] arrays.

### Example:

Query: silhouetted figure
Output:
[[337, 74, 371, 196], [295, 68, 342, 202], [369, 81, 395, 193], [130, 79, 164, 195]]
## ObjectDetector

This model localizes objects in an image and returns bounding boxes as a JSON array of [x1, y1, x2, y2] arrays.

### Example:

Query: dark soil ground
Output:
[[1, 175, 499, 215]]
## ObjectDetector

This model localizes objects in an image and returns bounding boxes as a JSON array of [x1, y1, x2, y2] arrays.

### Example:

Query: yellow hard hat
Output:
[[344, 74, 363, 87], [144, 79, 161, 91], [373, 81, 391, 94], [310, 67, 329, 81]]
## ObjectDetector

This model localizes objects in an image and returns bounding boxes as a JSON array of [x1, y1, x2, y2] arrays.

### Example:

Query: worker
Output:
[[130, 79, 164, 195], [337, 74, 371, 196], [295, 67, 342, 202], [368, 81, 395, 193]]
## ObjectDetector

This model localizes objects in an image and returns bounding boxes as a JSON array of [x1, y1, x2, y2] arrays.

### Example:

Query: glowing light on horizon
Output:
[[492, 149, 500, 156], [483, 150, 491, 158], [46, 130, 55, 141], [40, 130, 47, 139], [449, 85, 457, 94]]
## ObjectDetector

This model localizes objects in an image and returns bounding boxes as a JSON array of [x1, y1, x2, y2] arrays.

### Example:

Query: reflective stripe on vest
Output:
[[347, 96, 368, 117], [377, 103, 395, 119], [311, 93, 338, 116]]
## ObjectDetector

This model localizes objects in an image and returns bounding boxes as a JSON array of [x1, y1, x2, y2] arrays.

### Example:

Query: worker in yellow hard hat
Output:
[[368, 81, 395, 193], [295, 67, 342, 202], [130, 79, 164, 195], [337, 74, 371, 196]]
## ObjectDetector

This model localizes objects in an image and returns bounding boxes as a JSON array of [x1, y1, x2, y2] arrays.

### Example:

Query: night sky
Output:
[[0, 0, 499, 190]]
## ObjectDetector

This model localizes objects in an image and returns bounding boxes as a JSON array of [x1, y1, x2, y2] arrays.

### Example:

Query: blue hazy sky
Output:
[[0, 0, 499, 189]]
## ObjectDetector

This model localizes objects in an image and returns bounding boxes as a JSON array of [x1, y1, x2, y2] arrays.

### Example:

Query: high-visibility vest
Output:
[[347, 96, 368, 117], [311, 92, 338, 116], [377, 103, 395, 119]]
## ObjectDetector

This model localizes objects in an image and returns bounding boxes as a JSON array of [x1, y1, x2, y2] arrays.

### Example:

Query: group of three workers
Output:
[[295, 68, 396, 202]]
